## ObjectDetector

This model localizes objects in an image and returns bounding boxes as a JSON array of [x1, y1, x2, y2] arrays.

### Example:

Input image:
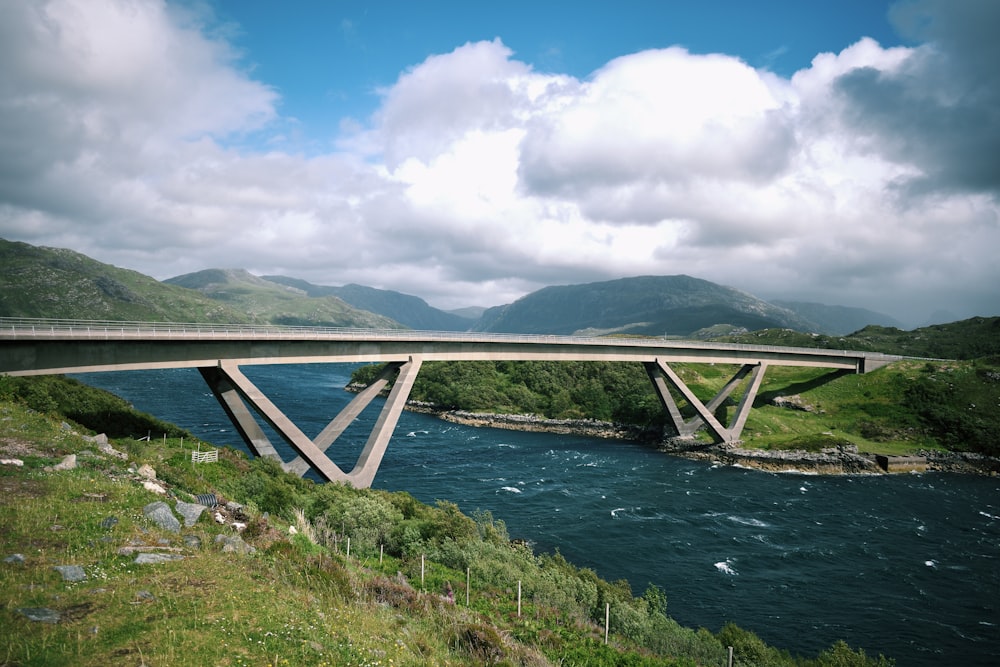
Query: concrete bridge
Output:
[[0, 318, 899, 487]]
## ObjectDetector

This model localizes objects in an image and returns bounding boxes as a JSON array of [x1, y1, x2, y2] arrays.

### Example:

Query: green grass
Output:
[[0, 396, 894, 667]]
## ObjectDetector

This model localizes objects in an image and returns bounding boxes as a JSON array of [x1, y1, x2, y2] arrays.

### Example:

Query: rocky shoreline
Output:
[[406, 402, 1000, 476]]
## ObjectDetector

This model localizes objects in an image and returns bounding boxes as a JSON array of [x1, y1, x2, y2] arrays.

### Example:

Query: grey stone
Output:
[[100, 516, 119, 530], [4, 553, 25, 564], [136, 590, 156, 602], [214, 534, 256, 555], [51, 454, 77, 471], [137, 464, 156, 479], [175, 501, 207, 527], [17, 607, 61, 623], [54, 565, 87, 582], [134, 552, 184, 564], [143, 501, 180, 533], [182, 534, 202, 549]]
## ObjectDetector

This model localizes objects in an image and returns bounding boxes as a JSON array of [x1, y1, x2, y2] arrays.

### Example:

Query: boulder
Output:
[[143, 501, 180, 533]]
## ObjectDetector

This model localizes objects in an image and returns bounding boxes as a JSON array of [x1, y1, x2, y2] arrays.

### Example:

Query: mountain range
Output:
[[1, 238, 908, 335]]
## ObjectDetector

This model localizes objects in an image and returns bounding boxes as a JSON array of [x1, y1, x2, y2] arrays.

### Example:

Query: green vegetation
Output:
[[163, 269, 402, 329], [351, 324, 1000, 457], [0, 239, 402, 328], [0, 378, 894, 666]]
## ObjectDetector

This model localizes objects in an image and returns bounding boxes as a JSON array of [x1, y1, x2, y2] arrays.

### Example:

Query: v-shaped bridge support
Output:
[[199, 358, 422, 488], [644, 359, 768, 444]]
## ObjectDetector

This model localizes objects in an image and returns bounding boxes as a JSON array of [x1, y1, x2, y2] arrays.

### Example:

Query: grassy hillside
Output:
[[713, 317, 1000, 360], [0, 379, 892, 666], [472, 276, 820, 336], [0, 239, 403, 329], [165, 269, 404, 329], [263, 276, 473, 331], [0, 239, 254, 323]]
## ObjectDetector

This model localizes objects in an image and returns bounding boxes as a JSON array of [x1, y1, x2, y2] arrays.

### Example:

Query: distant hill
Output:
[[712, 317, 1000, 360], [0, 239, 253, 322], [772, 300, 904, 335], [164, 269, 402, 329], [262, 276, 472, 331], [472, 275, 820, 336]]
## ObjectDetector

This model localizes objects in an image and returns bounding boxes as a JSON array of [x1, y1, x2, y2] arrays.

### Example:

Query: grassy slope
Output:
[[0, 386, 892, 667], [0, 239, 255, 323]]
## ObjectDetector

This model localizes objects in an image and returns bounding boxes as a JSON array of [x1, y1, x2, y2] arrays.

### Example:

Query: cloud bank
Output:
[[1, 0, 997, 326]]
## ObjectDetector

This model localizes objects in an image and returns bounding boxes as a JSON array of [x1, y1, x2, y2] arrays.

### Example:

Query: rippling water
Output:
[[75, 365, 1000, 666]]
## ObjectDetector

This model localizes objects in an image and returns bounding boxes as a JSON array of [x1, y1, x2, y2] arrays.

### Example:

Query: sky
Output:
[[1, 0, 998, 327]]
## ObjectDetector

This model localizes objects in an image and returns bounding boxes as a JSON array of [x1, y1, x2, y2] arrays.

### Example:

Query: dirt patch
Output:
[[0, 475, 47, 498], [0, 437, 52, 459]]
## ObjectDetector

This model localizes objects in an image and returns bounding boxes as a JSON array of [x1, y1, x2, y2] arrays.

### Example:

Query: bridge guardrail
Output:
[[0, 317, 899, 362]]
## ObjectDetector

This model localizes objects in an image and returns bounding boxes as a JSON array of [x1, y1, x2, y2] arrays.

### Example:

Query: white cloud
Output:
[[0, 0, 997, 325]]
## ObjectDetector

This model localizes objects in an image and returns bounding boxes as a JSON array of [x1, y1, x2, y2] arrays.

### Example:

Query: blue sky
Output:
[[214, 1, 904, 147], [1, 0, 998, 326]]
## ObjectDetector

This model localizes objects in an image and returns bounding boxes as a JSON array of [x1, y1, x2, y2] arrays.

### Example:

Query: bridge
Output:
[[0, 318, 899, 488]]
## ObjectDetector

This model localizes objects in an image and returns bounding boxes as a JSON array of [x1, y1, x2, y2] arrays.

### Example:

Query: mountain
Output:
[[163, 269, 402, 329], [0, 239, 253, 322], [262, 276, 472, 331], [771, 300, 904, 335], [472, 275, 819, 336]]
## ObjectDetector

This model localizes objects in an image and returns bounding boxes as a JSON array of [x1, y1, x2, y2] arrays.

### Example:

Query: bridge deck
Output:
[[0, 318, 897, 376]]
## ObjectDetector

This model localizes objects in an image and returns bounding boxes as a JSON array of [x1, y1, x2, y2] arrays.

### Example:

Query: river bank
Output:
[[407, 402, 1000, 476]]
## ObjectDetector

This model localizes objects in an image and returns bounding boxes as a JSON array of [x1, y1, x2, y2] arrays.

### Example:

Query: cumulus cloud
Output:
[[0, 0, 997, 325]]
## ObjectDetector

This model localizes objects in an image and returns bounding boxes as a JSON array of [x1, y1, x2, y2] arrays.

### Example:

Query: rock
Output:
[[17, 607, 61, 623], [100, 516, 119, 530], [143, 501, 180, 533], [137, 464, 156, 480], [134, 553, 184, 564], [51, 454, 77, 471], [182, 534, 202, 549], [0, 458, 24, 467], [4, 553, 25, 564], [143, 480, 167, 495], [215, 534, 256, 555], [93, 436, 127, 460], [54, 565, 87, 582], [136, 590, 156, 602], [174, 501, 207, 527]]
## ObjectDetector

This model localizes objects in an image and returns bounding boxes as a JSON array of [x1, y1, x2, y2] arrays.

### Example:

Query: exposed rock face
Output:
[[438, 411, 655, 441], [175, 501, 207, 527], [659, 440, 883, 474], [143, 501, 180, 533], [53, 565, 87, 582]]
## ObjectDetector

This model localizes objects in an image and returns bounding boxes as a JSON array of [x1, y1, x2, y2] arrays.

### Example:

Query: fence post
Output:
[[604, 603, 610, 644], [466, 567, 470, 606], [421, 554, 425, 588], [517, 580, 522, 617]]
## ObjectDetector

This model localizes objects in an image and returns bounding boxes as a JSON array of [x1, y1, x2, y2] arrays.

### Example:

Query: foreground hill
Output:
[[0, 379, 893, 666], [0, 239, 252, 323], [473, 275, 820, 336], [262, 275, 473, 331], [163, 269, 402, 329]]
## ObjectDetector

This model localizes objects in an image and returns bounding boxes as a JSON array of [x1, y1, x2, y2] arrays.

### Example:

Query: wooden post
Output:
[[604, 603, 610, 644], [517, 580, 522, 617], [346, 537, 350, 559], [466, 567, 470, 606], [379, 544, 383, 564], [728, 646, 734, 667], [421, 554, 425, 588]]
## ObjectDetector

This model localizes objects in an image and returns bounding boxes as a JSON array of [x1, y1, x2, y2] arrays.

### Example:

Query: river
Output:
[[73, 364, 999, 665]]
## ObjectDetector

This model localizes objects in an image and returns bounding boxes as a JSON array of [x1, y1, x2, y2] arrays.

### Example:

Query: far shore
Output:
[[405, 402, 1000, 477]]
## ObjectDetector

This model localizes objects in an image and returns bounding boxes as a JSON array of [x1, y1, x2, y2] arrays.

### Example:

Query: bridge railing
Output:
[[0, 317, 898, 363]]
